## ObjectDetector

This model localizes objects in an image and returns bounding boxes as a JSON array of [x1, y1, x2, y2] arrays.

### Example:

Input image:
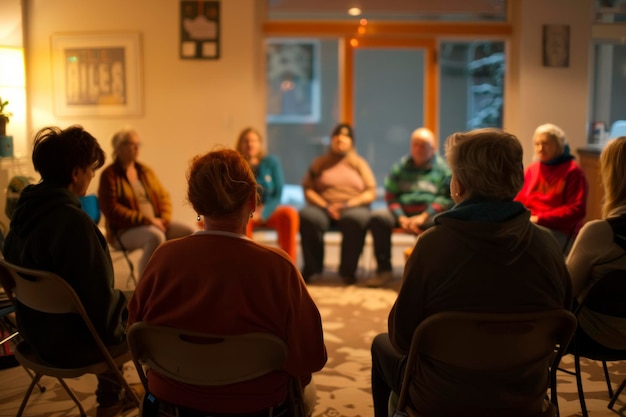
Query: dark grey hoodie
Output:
[[3, 182, 127, 366]]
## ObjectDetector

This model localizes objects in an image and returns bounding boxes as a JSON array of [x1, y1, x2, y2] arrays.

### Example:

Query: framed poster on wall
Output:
[[542, 24, 570, 68], [266, 39, 320, 124], [180, 1, 220, 59], [51, 32, 143, 117]]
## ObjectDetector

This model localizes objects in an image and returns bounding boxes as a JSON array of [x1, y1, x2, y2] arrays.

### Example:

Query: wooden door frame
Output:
[[263, 21, 512, 136], [342, 37, 437, 134]]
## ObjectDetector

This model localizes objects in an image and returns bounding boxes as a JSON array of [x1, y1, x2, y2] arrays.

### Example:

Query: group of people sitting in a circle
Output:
[[3, 120, 624, 417]]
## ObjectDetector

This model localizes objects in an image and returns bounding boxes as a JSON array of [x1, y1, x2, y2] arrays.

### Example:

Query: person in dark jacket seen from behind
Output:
[[370, 128, 572, 417], [3, 125, 132, 417]]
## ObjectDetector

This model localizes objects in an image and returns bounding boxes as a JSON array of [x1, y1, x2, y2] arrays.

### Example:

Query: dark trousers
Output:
[[299, 205, 370, 279], [371, 333, 407, 417], [369, 210, 398, 272], [369, 209, 433, 272]]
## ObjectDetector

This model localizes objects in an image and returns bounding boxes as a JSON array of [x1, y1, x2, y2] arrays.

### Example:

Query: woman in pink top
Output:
[[299, 123, 377, 284], [127, 148, 327, 416]]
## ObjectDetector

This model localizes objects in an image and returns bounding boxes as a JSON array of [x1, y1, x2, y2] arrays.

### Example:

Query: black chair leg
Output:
[[16, 372, 43, 417], [608, 378, 626, 410], [574, 355, 589, 417], [602, 360, 613, 397], [57, 377, 87, 416]]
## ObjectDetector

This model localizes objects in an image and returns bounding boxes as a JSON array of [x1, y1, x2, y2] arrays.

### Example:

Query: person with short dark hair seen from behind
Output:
[[567, 136, 626, 352], [299, 123, 377, 284], [127, 148, 327, 417], [370, 128, 572, 417], [514, 123, 588, 255], [3, 125, 133, 417]]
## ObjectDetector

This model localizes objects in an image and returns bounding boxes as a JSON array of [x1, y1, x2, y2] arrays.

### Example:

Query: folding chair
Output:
[[391, 310, 576, 417], [0, 265, 46, 389], [0, 258, 140, 417], [127, 322, 306, 417], [555, 269, 626, 417], [79, 194, 138, 287]]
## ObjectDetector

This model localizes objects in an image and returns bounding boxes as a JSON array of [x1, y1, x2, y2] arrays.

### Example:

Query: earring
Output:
[[196, 215, 201, 221], [249, 211, 254, 219], [454, 192, 460, 197]]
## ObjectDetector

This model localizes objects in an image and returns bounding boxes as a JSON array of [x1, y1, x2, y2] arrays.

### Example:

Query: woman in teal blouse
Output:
[[236, 127, 299, 261]]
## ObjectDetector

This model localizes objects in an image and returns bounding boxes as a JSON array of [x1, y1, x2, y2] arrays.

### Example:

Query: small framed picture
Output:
[[542, 24, 570, 68], [180, 1, 220, 60], [266, 39, 320, 124]]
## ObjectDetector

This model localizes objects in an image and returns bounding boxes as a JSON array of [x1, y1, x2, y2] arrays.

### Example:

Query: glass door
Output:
[[346, 39, 436, 187]]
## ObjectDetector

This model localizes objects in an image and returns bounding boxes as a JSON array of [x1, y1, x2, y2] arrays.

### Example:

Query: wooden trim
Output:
[[263, 21, 512, 37], [343, 37, 438, 134], [340, 38, 352, 123], [264, 20, 510, 135]]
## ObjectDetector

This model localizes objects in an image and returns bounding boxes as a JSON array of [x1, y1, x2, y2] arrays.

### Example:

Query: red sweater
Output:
[[515, 159, 588, 235], [127, 231, 327, 413]]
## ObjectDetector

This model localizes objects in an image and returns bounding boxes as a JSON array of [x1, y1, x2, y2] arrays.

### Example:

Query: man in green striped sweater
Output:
[[366, 128, 453, 287]]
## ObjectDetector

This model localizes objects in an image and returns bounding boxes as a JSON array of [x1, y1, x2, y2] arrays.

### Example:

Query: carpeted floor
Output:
[[2, 276, 626, 417], [1, 236, 626, 416]]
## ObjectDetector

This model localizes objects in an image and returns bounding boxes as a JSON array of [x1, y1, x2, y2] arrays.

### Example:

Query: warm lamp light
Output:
[[0, 46, 27, 158], [0, 47, 25, 88]]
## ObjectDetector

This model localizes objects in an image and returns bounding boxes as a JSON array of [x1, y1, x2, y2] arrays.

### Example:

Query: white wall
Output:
[[510, 0, 593, 166], [22, 0, 266, 228]]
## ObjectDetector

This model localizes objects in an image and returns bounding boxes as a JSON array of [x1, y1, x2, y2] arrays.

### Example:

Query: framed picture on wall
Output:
[[51, 32, 143, 117], [266, 39, 320, 124], [542, 24, 570, 68], [180, 1, 220, 59]]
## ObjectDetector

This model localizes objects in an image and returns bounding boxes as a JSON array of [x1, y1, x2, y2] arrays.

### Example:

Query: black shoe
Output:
[[301, 268, 316, 283], [341, 275, 357, 285], [365, 271, 393, 288]]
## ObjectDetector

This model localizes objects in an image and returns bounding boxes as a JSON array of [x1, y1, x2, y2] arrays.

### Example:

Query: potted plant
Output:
[[0, 97, 12, 136]]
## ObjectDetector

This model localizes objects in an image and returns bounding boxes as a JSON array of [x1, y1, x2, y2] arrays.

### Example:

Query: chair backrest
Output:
[[609, 120, 626, 139], [396, 309, 577, 412], [79, 194, 101, 224], [127, 322, 288, 387], [578, 269, 626, 317], [0, 258, 110, 354]]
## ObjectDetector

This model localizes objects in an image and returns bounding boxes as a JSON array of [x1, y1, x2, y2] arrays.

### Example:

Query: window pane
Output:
[[590, 41, 626, 144], [439, 41, 505, 150], [266, 38, 339, 185], [353, 48, 424, 186]]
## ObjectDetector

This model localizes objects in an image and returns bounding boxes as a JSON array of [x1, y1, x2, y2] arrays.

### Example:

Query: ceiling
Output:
[[267, 0, 507, 21]]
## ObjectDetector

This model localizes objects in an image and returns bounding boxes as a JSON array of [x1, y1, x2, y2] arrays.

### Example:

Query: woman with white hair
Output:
[[515, 123, 588, 254], [98, 128, 194, 277]]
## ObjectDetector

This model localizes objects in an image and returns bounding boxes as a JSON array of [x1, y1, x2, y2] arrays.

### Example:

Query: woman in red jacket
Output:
[[515, 123, 588, 254]]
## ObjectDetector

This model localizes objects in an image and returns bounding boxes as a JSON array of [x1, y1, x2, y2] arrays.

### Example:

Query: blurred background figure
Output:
[[127, 148, 326, 416], [515, 123, 588, 255], [235, 127, 299, 261], [367, 127, 452, 288], [299, 123, 377, 284], [566, 136, 626, 352], [98, 128, 193, 277]]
